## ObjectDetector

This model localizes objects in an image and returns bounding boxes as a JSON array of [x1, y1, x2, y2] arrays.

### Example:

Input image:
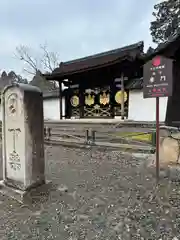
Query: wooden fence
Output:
[[44, 120, 156, 153]]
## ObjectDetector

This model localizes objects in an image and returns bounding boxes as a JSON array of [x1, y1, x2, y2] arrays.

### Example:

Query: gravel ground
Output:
[[0, 145, 180, 239]]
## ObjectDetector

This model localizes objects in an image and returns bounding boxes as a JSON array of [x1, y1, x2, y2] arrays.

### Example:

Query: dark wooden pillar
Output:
[[79, 84, 84, 118], [120, 73, 125, 120], [110, 80, 115, 118], [64, 89, 69, 119], [59, 81, 63, 119]]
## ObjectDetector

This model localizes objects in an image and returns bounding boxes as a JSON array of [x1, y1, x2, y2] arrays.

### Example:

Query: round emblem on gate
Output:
[[70, 95, 79, 107], [115, 91, 127, 104]]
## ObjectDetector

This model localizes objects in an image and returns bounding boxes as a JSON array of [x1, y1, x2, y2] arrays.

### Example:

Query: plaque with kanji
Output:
[[143, 55, 173, 98]]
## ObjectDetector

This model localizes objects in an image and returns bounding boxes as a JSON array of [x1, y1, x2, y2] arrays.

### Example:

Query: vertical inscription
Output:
[[8, 128, 21, 170]]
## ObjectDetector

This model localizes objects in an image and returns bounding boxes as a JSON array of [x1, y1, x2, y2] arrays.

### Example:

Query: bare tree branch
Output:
[[40, 44, 59, 72], [15, 43, 61, 91], [15, 44, 59, 75], [15, 45, 40, 75], [23, 68, 36, 76], [40, 44, 53, 71]]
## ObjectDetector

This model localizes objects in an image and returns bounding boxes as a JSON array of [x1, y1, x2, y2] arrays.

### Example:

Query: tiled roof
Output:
[[45, 41, 144, 80]]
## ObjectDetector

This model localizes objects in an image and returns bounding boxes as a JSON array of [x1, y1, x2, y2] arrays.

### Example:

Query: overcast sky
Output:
[[0, 0, 159, 78]]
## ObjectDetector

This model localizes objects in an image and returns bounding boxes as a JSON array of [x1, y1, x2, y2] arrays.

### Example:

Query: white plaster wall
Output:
[[43, 97, 65, 120], [128, 90, 168, 122], [0, 98, 65, 121], [0, 93, 168, 122]]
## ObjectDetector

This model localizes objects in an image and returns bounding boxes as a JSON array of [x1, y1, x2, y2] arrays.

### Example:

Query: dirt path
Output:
[[0, 146, 179, 239]]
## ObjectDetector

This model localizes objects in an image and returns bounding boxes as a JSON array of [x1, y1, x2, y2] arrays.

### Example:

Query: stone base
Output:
[[3, 178, 46, 192], [0, 180, 52, 204]]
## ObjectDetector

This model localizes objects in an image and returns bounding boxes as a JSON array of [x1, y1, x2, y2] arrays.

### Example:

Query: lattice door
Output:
[[84, 87, 111, 117]]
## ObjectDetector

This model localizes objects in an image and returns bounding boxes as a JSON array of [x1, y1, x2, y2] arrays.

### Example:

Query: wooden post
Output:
[[121, 74, 125, 120], [59, 81, 63, 119], [156, 97, 160, 182], [110, 81, 115, 118], [68, 84, 72, 119], [79, 86, 84, 118], [85, 129, 89, 143]]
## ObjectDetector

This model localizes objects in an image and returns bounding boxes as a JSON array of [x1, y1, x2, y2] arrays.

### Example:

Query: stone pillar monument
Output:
[[0, 83, 45, 201]]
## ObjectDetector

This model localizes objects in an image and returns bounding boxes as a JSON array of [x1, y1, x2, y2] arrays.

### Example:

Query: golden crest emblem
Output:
[[115, 91, 128, 104], [70, 95, 79, 107], [100, 92, 109, 105], [85, 94, 94, 106]]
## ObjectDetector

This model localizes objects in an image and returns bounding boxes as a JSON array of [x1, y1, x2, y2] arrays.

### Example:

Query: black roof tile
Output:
[[45, 41, 144, 80]]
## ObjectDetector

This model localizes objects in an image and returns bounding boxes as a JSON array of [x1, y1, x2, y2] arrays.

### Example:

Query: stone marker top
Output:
[[2, 83, 42, 95]]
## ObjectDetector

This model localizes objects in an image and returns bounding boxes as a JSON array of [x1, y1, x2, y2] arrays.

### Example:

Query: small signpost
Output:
[[143, 55, 173, 182]]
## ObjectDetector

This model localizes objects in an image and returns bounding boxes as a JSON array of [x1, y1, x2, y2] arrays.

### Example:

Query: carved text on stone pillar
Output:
[[8, 128, 21, 171]]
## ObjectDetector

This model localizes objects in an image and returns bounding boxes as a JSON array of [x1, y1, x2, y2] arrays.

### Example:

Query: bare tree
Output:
[[15, 45, 39, 75], [40, 44, 59, 72], [15, 44, 60, 89], [15, 44, 59, 75]]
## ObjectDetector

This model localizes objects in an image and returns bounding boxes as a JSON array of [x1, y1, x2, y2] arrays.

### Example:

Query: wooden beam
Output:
[[120, 74, 125, 120], [59, 81, 63, 119], [110, 81, 115, 118], [79, 85, 84, 118]]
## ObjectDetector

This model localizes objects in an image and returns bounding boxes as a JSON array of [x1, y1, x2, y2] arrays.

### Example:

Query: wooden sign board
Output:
[[143, 56, 173, 98]]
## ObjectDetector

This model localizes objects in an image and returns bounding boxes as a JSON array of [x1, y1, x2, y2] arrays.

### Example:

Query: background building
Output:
[[44, 41, 168, 122]]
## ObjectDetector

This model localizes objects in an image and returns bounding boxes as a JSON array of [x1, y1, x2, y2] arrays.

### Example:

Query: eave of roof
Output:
[[43, 41, 144, 81], [43, 56, 136, 81]]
